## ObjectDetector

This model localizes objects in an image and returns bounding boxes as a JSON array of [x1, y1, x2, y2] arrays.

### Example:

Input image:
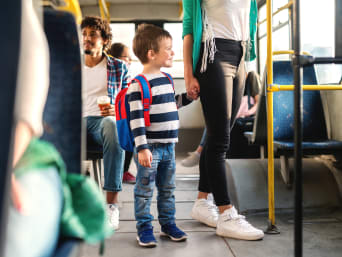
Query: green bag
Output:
[[15, 138, 113, 244]]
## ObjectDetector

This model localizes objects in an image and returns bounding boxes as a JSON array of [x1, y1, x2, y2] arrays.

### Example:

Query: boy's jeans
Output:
[[85, 116, 124, 192], [134, 143, 176, 232]]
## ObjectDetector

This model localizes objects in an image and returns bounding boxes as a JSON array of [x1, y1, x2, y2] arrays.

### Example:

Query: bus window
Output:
[[110, 22, 184, 78], [162, 23, 184, 78], [258, 1, 290, 76], [301, 0, 341, 84], [110, 23, 143, 76]]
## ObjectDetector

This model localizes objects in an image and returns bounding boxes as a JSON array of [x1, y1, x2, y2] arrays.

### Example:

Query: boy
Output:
[[127, 24, 191, 247]]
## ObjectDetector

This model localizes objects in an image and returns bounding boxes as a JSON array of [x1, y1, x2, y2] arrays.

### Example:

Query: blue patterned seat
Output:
[[42, 7, 83, 256], [245, 60, 342, 185], [272, 61, 342, 154]]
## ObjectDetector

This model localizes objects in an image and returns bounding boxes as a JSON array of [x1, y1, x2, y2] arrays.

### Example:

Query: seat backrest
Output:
[[0, 1, 21, 255], [41, 8, 83, 174], [251, 60, 327, 145], [251, 68, 268, 145], [272, 61, 327, 141]]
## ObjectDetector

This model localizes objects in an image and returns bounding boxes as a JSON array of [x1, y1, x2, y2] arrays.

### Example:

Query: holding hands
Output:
[[185, 75, 200, 100]]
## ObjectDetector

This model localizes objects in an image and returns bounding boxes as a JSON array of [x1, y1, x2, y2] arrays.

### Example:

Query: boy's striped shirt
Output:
[[127, 73, 179, 152]]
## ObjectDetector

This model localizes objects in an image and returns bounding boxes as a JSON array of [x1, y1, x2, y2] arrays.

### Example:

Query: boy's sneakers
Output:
[[160, 223, 187, 242], [191, 198, 219, 227], [216, 206, 264, 240], [122, 171, 136, 184], [107, 204, 119, 230], [137, 227, 157, 247], [181, 151, 200, 167]]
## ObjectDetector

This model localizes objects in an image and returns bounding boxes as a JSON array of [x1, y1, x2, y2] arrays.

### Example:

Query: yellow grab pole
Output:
[[268, 84, 342, 92], [266, 0, 276, 228]]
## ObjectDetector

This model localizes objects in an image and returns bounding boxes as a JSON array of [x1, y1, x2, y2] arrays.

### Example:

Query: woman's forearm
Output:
[[183, 34, 194, 80], [12, 121, 33, 167]]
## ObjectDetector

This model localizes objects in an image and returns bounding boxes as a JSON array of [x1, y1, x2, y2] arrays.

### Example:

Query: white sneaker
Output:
[[181, 152, 200, 167], [191, 198, 219, 227], [107, 204, 119, 230], [216, 206, 264, 240]]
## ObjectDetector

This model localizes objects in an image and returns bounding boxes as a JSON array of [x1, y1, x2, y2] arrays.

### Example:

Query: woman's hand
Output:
[[11, 174, 28, 214], [185, 75, 200, 100]]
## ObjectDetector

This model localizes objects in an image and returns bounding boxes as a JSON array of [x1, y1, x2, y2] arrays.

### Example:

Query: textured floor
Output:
[[81, 155, 342, 257]]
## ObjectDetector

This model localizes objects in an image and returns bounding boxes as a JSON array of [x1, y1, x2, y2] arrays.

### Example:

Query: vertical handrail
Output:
[[57, 0, 83, 24], [266, 0, 276, 231], [99, 0, 110, 22], [293, 0, 303, 256]]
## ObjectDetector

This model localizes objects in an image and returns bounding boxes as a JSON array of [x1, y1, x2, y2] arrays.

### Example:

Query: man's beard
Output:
[[84, 49, 92, 55]]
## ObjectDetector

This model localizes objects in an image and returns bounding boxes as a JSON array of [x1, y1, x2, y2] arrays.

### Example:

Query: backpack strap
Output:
[[133, 74, 152, 126], [161, 71, 174, 92]]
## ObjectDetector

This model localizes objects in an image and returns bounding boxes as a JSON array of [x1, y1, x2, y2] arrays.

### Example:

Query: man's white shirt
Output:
[[82, 58, 107, 117]]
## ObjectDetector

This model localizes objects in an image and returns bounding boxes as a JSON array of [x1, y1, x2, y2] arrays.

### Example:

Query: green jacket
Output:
[[15, 138, 113, 243], [182, 0, 258, 71]]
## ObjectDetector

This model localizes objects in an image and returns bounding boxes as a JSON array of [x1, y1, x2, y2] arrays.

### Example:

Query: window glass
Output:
[[110, 23, 142, 77], [258, 1, 290, 76], [300, 0, 340, 83], [110, 22, 184, 78], [163, 23, 184, 78]]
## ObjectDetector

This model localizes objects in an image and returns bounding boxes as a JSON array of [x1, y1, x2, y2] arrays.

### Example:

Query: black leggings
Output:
[[195, 39, 246, 206]]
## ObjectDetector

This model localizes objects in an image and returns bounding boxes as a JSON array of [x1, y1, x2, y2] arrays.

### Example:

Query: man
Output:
[[81, 16, 129, 230]]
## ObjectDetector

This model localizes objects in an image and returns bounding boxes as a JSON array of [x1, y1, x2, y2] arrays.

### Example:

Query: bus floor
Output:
[[80, 153, 342, 257]]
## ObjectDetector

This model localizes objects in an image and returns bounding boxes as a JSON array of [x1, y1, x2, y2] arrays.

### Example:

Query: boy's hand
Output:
[[138, 149, 152, 168]]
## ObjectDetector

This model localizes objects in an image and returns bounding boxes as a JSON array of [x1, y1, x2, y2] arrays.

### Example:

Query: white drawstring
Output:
[[200, 7, 216, 73]]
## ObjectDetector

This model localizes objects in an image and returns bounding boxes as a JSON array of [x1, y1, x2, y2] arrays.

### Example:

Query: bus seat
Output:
[[272, 62, 342, 150], [244, 68, 268, 158], [41, 7, 83, 175], [0, 0, 21, 255], [41, 7, 83, 256], [245, 61, 342, 185]]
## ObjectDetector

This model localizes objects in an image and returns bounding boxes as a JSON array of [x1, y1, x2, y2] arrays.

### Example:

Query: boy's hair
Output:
[[81, 16, 112, 52], [133, 24, 172, 64]]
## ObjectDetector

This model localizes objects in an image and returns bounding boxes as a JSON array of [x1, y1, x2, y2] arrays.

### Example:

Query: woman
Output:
[[5, 1, 63, 256], [182, 0, 264, 240]]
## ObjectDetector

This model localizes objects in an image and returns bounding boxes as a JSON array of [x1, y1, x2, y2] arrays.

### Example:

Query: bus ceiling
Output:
[[79, 0, 184, 21]]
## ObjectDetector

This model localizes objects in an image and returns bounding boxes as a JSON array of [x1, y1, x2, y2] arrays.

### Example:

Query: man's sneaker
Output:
[[191, 198, 219, 227], [181, 151, 200, 167], [137, 228, 157, 247], [107, 204, 119, 230], [122, 171, 136, 184], [216, 206, 264, 240], [160, 223, 187, 242]]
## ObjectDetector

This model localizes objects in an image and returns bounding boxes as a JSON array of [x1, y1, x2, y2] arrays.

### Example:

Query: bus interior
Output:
[[1, 0, 342, 256]]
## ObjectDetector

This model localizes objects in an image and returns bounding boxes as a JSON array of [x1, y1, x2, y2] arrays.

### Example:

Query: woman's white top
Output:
[[15, 0, 50, 136], [202, 0, 251, 41]]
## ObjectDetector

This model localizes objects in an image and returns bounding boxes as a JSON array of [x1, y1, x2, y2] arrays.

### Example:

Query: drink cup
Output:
[[97, 96, 111, 111]]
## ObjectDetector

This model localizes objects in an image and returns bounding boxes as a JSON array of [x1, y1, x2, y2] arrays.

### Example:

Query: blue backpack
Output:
[[115, 72, 174, 152]]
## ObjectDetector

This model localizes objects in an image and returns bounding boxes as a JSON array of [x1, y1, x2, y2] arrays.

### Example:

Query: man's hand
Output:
[[138, 149, 152, 168], [185, 76, 200, 100], [100, 104, 115, 117]]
